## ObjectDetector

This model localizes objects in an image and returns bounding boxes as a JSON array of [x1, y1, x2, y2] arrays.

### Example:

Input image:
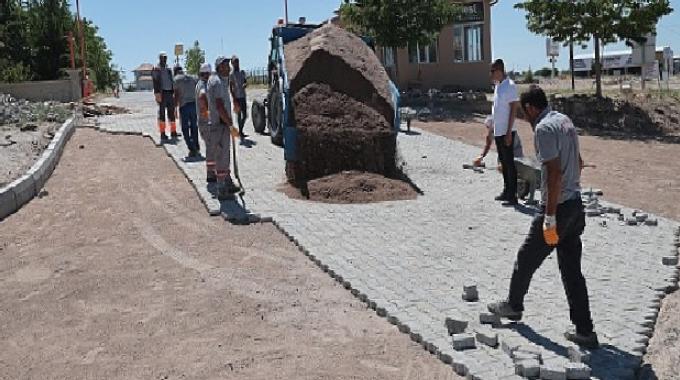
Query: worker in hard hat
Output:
[[207, 56, 240, 199], [196, 63, 215, 182], [152, 51, 177, 142], [173, 65, 199, 158]]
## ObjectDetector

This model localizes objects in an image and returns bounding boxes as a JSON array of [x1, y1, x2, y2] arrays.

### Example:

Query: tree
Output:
[[515, 0, 672, 97], [0, 0, 32, 82], [184, 40, 205, 76], [339, 0, 461, 84], [26, 0, 72, 80]]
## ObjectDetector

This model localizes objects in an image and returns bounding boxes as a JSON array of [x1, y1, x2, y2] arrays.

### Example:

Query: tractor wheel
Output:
[[269, 89, 284, 147], [252, 100, 266, 134]]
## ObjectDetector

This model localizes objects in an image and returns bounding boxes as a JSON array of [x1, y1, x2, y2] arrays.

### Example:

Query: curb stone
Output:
[[0, 116, 76, 220]]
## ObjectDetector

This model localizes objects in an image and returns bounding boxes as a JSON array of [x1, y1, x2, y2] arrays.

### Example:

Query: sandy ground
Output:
[[0, 129, 459, 380], [415, 118, 680, 380]]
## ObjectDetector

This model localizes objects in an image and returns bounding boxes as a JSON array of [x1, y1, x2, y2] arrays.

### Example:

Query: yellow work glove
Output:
[[543, 215, 559, 246]]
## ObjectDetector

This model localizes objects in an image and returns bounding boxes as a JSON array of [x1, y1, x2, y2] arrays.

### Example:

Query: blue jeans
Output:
[[179, 102, 199, 151]]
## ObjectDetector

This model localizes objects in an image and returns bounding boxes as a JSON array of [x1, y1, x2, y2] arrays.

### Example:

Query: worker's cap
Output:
[[159, 51, 168, 58], [231, 55, 239, 61], [199, 63, 212, 74], [215, 56, 230, 68]]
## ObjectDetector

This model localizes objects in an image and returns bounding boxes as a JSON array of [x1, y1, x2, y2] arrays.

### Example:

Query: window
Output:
[[453, 23, 484, 62], [381, 46, 395, 67], [408, 41, 438, 64]]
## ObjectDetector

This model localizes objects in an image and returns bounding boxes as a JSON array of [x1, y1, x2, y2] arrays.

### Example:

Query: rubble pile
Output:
[[0, 93, 70, 128], [82, 101, 129, 117]]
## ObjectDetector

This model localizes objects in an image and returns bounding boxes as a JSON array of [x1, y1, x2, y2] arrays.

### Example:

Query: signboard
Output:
[[546, 38, 560, 57], [643, 60, 659, 80], [574, 53, 634, 72], [174, 43, 184, 56], [456, 2, 484, 22]]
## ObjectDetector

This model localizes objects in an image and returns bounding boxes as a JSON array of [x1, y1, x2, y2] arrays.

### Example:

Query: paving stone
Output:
[[514, 359, 540, 378], [445, 316, 469, 335], [479, 312, 501, 327], [567, 346, 591, 364], [474, 328, 498, 348], [564, 362, 590, 379], [462, 284, 479, 302], [452, 333, 476, 351], [539, 363, 567, 380], [662, 256, 679, 266]]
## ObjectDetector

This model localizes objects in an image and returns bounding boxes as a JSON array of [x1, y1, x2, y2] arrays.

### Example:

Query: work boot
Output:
[[171, 131, 179, 140], [502, 198, 519, 207], [160, 133, 169, 143], [565, 328, 600, 349], [206, 173, 217, 183], [494, 193, 508, 201], [487, 300, 523, 321], [217, 179, 241, 200]]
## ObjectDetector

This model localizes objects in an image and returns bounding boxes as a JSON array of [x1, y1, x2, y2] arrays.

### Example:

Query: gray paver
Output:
[[93, 92, 680, 380]]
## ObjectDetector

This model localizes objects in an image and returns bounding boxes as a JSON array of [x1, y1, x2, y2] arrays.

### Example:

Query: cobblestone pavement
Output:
[[94, 91, 679, 379]]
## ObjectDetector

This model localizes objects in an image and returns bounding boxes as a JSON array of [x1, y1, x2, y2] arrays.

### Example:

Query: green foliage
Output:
[[184, 41, 205, 76], [0, 0, 117, 91], [524, 66, 534, 84], [534, 67, 558, 77], [515, 0, 673, 96], [339, 0, 462, 48]]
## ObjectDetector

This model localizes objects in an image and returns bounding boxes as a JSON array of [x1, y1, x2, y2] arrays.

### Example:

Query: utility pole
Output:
[[284, 0, 289, 25], [570, 39, 575, 91], [75, 0, 87, 97]]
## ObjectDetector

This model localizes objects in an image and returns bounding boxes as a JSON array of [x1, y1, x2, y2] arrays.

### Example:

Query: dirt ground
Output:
[[0, 121, 59, 187], [280, 171, 418, 204], [0, 128, 459, 380], [415, 118, 680, 380]]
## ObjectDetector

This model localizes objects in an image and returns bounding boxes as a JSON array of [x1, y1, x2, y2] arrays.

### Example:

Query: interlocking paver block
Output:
[[564, 362, 591, 379], [515, 359, 540, 378], [462, 284, 479, 302], [479, 312, 501, 327], [662, 256, 679, 266], [539, 364, 567, 380], [452, 333, 476, 350], [445, 316, 468, 335], [567, 346, 591, 364], [474, 327, 498, 348]]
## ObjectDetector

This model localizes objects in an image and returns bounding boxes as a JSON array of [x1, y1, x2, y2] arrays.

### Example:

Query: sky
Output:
[[71, 0, 680, 82]]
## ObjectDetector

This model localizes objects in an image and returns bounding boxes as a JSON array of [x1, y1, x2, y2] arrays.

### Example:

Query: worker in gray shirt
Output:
[[173, 66, 199, 158], [229, 55, 248, 140], [488, 85, 598, 349], [207, 56, 240, 199]]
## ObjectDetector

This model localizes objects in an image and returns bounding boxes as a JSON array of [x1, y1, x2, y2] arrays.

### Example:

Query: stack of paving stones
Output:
[[90, 92, 680, 380]]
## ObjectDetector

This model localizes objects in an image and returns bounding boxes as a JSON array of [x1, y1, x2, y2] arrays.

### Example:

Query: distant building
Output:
[[374, 0, 495, 91], [133, 63, 154, 91], [573, 47, 672, 77], [674, 55, 679, 75]]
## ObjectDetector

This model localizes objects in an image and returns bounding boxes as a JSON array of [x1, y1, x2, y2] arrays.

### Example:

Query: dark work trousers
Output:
[[507, 197, 595, 335], [179, 102, 199, 152], [235, 97, 247, 135], [158, 90, 176, 122], [495, 131, 518, 200]]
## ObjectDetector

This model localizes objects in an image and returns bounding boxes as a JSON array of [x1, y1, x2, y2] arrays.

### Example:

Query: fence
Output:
[[246, 67, 268, 85]]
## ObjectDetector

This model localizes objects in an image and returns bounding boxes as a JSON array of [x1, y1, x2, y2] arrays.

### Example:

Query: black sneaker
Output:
[[171, 132, 179, 140], [502, 198, 519, 207], [565, 329, 600, 349], [487, 300, 523, 321], [160, 133, 169, 142], [217, 180, 241, 200], [206, 173, 217, 183]]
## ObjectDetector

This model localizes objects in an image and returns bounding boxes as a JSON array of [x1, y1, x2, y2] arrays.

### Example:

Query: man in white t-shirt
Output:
[[490, 59, 520, 206]]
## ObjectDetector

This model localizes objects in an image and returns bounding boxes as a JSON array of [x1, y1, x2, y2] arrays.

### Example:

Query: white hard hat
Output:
[[199, 63, 212, 74]]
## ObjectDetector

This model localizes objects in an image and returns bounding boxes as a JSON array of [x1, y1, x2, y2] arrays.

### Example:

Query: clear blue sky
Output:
[[72, 0, 679, 82]]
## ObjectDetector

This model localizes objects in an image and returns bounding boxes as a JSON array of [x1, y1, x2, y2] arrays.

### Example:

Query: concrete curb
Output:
[[0, 115, 77, 221]]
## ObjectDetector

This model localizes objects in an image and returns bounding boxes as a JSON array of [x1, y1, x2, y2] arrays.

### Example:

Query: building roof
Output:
[[137, 75, 153, 81], [134, 63, 154, 72]]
